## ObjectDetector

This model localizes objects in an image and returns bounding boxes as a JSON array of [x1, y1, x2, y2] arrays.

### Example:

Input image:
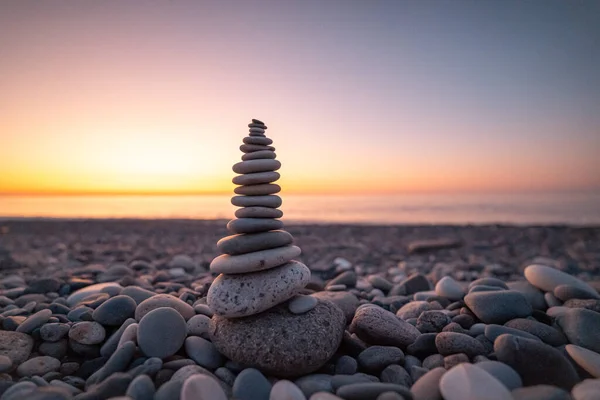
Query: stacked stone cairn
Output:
[[207, 119, 345, 376]]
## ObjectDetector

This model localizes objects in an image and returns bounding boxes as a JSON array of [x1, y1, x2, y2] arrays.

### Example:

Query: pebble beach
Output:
[[1, 218, 599, 400]]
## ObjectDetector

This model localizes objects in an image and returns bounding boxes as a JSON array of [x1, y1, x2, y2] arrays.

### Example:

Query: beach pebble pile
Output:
[[0, 122, 599, 399]]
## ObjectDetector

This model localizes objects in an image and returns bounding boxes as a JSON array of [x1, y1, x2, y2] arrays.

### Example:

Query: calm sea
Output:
[[0, 192, 599, 225]]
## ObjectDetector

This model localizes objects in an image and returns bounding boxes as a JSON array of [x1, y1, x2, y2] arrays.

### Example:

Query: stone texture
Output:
[[207, 261, 310, 318], [210, 245, 301, 274], [350, 305, 420, 348], [209, 299, 344, 377], [464, 290, 532, 324]]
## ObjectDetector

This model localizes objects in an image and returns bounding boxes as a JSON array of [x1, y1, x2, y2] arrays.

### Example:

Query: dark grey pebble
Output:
[[214, 367, 236, 386], [415, 310, 451, 333], [506, 281, 547, 310], [494, 334, 579, 390], [406, 333, 438, 357], [380, 364, 411, 387], [100, 318, 137, 357], [86, 341, 136, 386], [153, 379, 183, 400], [217, 230, 293, 255], [336, 383, 413, 400], [350, 306, 420, 348], [232, 368, 271, 400], [468, 278, 508, 290], [74, 372, 131, 400], [125, 374, 155, 400], [39, 339, 68, 359], [92, 295, 136, 326], [67, 307, 94, 322], [16, 309, 52, 333], [464, 290, 532, 324], [504, 318, 567, 346], [435, 332, 487, 357], [484, 324, 541, 342], [395, 273, 431, 296], [331, 373, 379, 391], [556, 308, 600, 353], [357, 346, 405, 373], [119, 286, 155, 305], [40, 323, 70, 342], [422, 354, 444, 369], [138, 307, 186, 359], [335, 355, 358, 375], [184, 336, 224, 370]]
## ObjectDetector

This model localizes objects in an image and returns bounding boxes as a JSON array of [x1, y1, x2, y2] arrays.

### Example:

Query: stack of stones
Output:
[[207, 119, 345, 376]]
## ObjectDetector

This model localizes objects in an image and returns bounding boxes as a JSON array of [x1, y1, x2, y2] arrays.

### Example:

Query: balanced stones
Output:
[[207, 119, 344, 376], [207, 119, 310, 318]]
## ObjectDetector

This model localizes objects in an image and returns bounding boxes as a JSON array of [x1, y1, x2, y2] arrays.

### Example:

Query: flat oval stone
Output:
[[349, 305, 420, 348], [210, 245, 301, 274], [16, 356, 60, 377], [15, 309, 52, 333], [209, 300, 345, 377], [435, 277, 465, 301], [138, 307, 187, 359], [227, 217, 283, 234], [435, 332, 487, 358], [243, 136, 273, 145], [242, 150, 276, 161], [233, 159, 281, 174], [66, 283, 123, 307], [69, 321, 105, 344], [187, 314, 211, 337], [134, 294, 195, 321], [484, 324, 541, 342], [556, 308, 600, 353], [357, 346, 404, 374], [92, 295, 136, 326], [234, 183, 281, 196], [494, 334, 579, 390], [439, 363, 512, 400], [232, 171, 280, 185], [185, 336, 224, 370], [565, 344, 600, 378], [464, 290, 532, 324], [554, 284, 599, 301], [240, 144, 276, 153], [288, 295, 318, 314], [232, 195, 282, 208], [506, 281, 546, 310], [235, 206, 284, 219], [524, 264, 599, 298], [207, 260, 310, 318], [475, 361, 522, 390], [217, 230, 293, 255], [270, 380, 306, 400], [469, 278, 509, 290], [181, 374, 227, 400], [504, 318, 567, 346]]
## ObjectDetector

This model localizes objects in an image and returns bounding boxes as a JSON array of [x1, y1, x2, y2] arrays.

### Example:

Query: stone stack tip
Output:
[[207, 119, 311, 318]]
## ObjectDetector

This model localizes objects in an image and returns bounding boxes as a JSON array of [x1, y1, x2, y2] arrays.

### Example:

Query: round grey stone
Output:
[[217, 230, 293, 255], [231, 195, 282, 208], [138, 307, 187, 359], [40, 323, 70, 342], [226, 218, 284, 234], [209, 299, 345, 377], [233, 171, 280, 186], [207, 261, 310, 318], [211, 245, 300, 274], [69, 321, 105, 345], [125, 374, 155, 400], [92, 295, 136, 326], [350, 306, 420, 348], [232, 368, 272, 400], [186, 314, 211, 337]]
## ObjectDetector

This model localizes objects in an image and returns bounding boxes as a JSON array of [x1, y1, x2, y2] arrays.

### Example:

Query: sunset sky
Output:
[[1, 0, 599, 196]]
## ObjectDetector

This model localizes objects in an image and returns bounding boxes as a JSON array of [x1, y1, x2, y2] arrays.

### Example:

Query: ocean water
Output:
[[1, 192, 599, 225]]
